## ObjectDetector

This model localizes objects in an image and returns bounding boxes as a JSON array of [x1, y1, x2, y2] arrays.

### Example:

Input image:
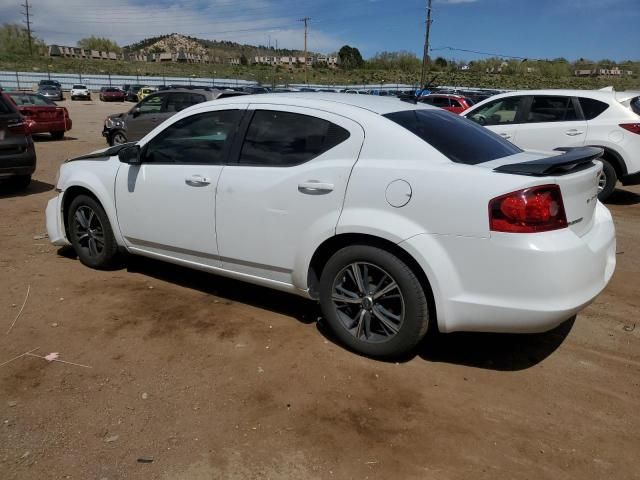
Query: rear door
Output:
[[215, 106, 364, 284], [514, 96, 588, 151], [0, 95, 29, 161]]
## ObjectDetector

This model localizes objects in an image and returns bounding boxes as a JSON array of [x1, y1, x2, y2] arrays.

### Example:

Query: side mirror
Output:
[[118, 145, 141, 165], [131, 106, 141, 117]]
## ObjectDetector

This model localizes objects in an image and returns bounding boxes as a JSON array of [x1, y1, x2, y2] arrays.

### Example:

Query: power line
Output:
[[420, 0, 432, 88], [21, 0, 33, 55], [430, 46, 528, 61], [299, 17, 310, 84]]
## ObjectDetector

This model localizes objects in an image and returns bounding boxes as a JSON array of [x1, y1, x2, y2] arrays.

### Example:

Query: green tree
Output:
[[338, 45, 364, 69], [77, 36, 121, 53], [240, 54, 248, 66], [434, 56, 448, 68], [0, 23, 44, 55]]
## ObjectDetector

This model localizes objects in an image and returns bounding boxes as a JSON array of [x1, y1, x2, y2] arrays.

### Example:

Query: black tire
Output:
[[71, 96, 76, 101], [319, 245, 430, 358], [67, 194, 119, 269], [51, 131, 65, 140], [10, 175, 31, 190], [109, 130, 127, 146], [598, 159, 617, 202]]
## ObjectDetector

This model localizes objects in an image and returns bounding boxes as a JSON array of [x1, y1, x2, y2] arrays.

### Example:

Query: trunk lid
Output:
[[483, 147, 603, 237]]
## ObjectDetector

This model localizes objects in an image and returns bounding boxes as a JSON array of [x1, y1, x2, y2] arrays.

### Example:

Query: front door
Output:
[[115, 107, 245, 265], [215, 106, 365, 285], [125, 93, 168, 142], [465, 95, 527, 144]]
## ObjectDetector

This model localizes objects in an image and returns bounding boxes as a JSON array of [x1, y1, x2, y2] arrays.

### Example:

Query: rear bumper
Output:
[[620, 169, 640, 186], [28, 119, 71, 133], [0, 144, 36, 178], [400, 201, 616, 334], [46, 193, 70, 246]]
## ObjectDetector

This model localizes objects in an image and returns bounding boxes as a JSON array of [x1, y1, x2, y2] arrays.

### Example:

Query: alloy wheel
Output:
[[331, 262, 405, 343], [598, 171, 607, 192], [73, 206, 105, 258], [112, 132, 127, 145]]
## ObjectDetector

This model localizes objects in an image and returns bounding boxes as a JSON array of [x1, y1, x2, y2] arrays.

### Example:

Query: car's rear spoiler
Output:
[[493, 146, 603, 176]]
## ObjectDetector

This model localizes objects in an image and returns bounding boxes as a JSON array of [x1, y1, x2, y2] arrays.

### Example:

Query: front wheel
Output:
[[597, 159, 617, 202], [67, 195, 119, 269], [110, 130, 127, 146], [319, 245, 430, 358]]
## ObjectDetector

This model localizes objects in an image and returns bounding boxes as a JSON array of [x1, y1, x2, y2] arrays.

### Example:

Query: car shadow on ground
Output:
[[415, 318, 575, 371], [56, 251, 574, 371], [0, 179, 54, 198], [32, 134, 78, 142], [606, 189, 640, 206]]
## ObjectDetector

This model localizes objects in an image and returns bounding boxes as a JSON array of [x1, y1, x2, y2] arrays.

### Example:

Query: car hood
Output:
[[65, 142, 135, 163]]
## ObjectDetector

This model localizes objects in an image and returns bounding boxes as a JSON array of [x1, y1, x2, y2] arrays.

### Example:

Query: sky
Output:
[[0, 0, 638, 61]]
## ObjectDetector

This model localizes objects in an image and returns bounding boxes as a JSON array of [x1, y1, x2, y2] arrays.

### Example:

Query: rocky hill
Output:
[[124, 33, 314, 58]]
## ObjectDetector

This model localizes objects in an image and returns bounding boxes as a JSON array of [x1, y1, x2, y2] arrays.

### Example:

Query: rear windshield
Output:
[[631, 96, 640, 116], [0, 95, 15, 114], [384, 109, 521, 165], [105, 88, 120, 92], [8, 93, 55, 106]]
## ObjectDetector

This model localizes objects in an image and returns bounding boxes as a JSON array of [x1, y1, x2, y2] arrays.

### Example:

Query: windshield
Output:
[[73, 85, 86, 89], [8, 93, 56, 106], [41, 86, 58, 91], [384, 108, 522, 165]]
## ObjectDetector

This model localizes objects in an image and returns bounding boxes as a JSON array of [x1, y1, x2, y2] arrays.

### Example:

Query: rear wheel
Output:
[[319, 245, 430, 358], [597, 159, 617, 202], [51, 131, 65, 140], [67, 195, 119, 269]]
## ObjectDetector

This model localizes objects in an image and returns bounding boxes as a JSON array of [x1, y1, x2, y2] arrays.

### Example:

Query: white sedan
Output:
[[46, 94, 616, 357]]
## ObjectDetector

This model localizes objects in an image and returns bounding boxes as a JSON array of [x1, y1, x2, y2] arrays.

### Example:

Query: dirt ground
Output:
[[1, 98, 639, 480]]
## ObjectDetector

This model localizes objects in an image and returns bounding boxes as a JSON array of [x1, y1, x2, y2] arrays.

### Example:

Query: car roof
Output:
[[197, 92, 432, 115], [486, 89, 623, 102]]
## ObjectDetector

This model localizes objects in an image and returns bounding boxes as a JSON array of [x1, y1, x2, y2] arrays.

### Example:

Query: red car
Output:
[[100, 87, 126, 102], [7, 92, 71, 140], [418, 94, 474, 114]]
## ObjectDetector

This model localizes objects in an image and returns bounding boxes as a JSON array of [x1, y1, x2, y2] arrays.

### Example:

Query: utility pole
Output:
[[21, 0, 33, 55], [420, 0, 433, 89], [299, 17, 311, 84]]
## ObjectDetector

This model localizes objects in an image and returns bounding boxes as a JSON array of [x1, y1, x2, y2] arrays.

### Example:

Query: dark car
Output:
[[0, 91, 36, 189], [125, 85, 144, 102], [7, 92, 72, 140], [102, 88, 248, 145], [38, 79, 62, 89], [100, 87, 126, 102], [242, 86, 270, 94], [38, 85, 64, 101]]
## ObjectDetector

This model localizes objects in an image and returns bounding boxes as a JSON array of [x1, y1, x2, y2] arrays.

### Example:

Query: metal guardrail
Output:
[[0, 70, 258, 91]]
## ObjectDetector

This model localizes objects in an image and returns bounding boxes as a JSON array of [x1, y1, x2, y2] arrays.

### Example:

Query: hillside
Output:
[[123, 33, 313, 59]]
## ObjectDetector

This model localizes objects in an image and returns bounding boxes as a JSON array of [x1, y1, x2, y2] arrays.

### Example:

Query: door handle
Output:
[[565, 129, 584, 136], [498, 132, 512, 140], [298, 181, 334, 195], [185, 175, 211, 186]]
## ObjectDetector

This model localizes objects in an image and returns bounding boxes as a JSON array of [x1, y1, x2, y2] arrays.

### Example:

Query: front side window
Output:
[[467, 97, 525, 126], [137, 95, 163, 114], [385, 109, 522, 165], [143, 110, 241, 164], [239, 110, 350, 167], [527, 96, 578, 123]]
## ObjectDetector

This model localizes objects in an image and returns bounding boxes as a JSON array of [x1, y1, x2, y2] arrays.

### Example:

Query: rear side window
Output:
[[578, 97, 610, 120], [385, 109, 522, 165], [239, 110, 350, 167], [627, 97, 639, 116], [527, 96, 578, 123]]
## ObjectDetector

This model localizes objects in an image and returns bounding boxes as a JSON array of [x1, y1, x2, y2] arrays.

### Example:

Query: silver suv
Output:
[[102, 88, 247, 145]]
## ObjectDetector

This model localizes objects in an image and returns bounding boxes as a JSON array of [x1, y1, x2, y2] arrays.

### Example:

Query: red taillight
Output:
[[489, 185, 568, 233], [619, 123, 640, 135]]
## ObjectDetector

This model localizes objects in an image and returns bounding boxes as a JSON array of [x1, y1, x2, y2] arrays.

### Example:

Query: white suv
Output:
[[70, 84, 91, 101], [45, 94, 615, 357], [463, 89, 640, 200]]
